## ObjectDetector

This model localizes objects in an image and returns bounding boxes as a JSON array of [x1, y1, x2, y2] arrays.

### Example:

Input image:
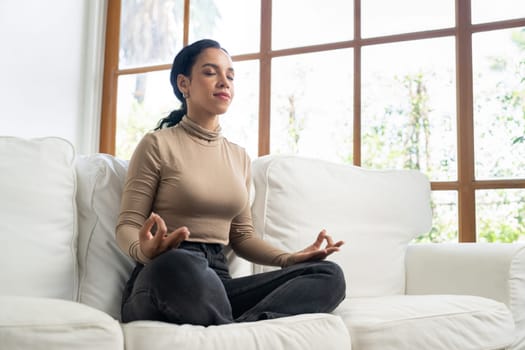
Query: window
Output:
[[101, 0, 525, 243]]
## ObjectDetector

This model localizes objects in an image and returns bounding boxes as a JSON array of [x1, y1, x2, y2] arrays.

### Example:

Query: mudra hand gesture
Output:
[[286, 229, 344, 266], [139, 213, 190, 260]]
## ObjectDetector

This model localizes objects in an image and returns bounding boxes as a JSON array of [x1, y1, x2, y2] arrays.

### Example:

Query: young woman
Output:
[[116, 39, 346, 326]]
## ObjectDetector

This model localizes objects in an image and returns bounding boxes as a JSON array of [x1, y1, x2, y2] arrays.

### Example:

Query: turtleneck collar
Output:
[[179, 115, 222, 143]]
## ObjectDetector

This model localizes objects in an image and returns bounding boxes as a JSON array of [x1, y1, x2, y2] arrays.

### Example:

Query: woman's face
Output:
[[179, 48, 235, 119]]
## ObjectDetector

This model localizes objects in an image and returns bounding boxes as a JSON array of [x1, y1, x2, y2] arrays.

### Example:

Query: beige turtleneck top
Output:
[[116, 116, 291, 267]]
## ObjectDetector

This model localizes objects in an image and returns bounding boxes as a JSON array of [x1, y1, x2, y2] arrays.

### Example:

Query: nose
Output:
[[217, 73, 230, 89]]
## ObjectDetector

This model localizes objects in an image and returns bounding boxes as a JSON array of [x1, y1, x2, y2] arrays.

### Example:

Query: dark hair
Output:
[[155, 39, 227, 130]]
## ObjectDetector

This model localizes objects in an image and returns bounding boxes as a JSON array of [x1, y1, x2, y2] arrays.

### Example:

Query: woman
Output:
[[116, 39, 346, 326]]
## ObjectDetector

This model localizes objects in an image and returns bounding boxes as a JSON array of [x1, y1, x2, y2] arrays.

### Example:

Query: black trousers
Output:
[[121, 242, 346, 326]]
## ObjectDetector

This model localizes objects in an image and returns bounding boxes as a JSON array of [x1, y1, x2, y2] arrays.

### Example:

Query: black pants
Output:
[[121, 242, 346, 326]]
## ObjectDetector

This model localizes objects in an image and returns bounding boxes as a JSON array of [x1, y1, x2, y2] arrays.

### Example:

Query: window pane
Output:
[[190, 0, 260, 56], [271, 49, 353, 163], [120, 0, 184, 68], [472, 0, 525, 24], [362, 38, 457, 181], [220, 60, 259, 159], [413, 191, 458, 243], [272, 0, 353, 50], [473, 28, 525, 179], [362, 0, 454, 38], [115, 71, 179, 160], [477, 189, 525, 243]]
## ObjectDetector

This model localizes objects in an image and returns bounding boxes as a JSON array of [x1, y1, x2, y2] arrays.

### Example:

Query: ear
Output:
[[177, 74, 189, 96]]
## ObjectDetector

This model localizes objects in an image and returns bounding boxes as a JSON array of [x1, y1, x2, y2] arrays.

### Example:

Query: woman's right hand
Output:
[[139, 212, 190, 260]]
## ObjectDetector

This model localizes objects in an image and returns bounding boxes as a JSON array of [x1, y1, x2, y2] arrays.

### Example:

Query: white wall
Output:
[[0, 0, 106, 154]]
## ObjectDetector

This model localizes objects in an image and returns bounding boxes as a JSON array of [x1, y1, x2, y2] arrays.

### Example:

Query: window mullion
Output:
[[258, 0, 272, 156], [353, 0, 362, 166], [183, 0, 190, 45], [455, 0, 476, 242], [99, 0, 121, 155]]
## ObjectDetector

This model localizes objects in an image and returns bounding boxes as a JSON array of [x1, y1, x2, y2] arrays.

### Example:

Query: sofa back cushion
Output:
[[251, 155, 432, 297], [75, 154, 135, 320], [0, 137, 78, 300]]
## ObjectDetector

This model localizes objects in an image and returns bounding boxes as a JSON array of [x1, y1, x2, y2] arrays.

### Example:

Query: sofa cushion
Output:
[[75, 154, 135, 320], [251, 155, 432, 296], [0, 296, 123, 350], [0, 136, 77, 300], [122, 313, 350, 350], [333, 295, 515, 350]]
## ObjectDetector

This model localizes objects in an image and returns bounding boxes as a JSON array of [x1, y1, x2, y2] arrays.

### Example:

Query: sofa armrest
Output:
[[406, 243, 525, 303], [405, 243, 525, 336]]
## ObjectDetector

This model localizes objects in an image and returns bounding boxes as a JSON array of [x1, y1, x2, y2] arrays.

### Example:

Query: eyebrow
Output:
[[201, 63, 235, 74]]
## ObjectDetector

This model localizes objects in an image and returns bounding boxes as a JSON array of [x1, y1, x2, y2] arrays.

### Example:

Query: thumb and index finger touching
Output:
[[315, 229, 345, 249], [140, 212, 190, 246]]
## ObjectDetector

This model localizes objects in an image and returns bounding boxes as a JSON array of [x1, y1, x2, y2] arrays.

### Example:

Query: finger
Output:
[[325, 247, 341, 257], [314, 230, 327, 248], [152, 214, 168, 242], [325, 234, 335, 247], [294, 249, 328, 263], [334, 240, 345, 248], [165, 226, 190, 249], [139, 213, 156, 242]]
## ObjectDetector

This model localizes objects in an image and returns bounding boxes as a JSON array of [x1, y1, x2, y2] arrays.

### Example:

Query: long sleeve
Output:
[[116, 133, 162, 264], [229, 155, 292, 267]]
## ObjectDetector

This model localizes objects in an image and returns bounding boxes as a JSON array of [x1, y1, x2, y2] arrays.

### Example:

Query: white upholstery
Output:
[[0, 296, 123, 350], [334, 295, 514, 350], [122, 313, 351, 350], [75, 154, 135, 320], [1, 140, 522, 350], [406, 243, 525, 349], [251, 155, 432, 296], [0, 137, 77, 300]]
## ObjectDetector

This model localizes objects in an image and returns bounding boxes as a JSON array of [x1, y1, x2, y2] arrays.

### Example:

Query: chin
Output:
[[215, 106, 231, 115]]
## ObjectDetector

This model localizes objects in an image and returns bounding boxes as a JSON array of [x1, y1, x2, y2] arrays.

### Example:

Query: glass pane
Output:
[[362, 0, 454, 38], [220, 60, 259, 159], [190, 0, 260, 56], [120, 0, 184, 68], [272, 0, 353, 50], [472, 0, 525, 24], [477, 189, 525, 243], [271, 49, 353, 163], [361, 38, 457, 181], [473, 28, 525, 179], [115, 70, 179, 160], [413, 191, 458, 243]]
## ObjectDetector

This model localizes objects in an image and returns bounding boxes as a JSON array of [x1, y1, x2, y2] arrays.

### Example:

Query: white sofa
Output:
[[0, 136, 523, 350]]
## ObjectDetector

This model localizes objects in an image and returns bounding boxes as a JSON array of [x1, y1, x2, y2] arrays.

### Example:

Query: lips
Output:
[[213, 92, 231, 101]]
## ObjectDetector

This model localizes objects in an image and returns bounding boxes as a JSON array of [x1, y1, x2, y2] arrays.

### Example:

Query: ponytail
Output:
[[155, 101, 187, 130]]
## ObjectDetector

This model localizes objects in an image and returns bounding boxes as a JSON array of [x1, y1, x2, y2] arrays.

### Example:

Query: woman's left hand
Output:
[[286, 229, 344, 266]]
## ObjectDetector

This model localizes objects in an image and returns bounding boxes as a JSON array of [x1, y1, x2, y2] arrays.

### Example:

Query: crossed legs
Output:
[[121, 245, 346, 326]]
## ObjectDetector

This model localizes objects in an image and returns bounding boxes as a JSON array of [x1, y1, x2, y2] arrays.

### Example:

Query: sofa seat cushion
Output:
[[333, 295, 515, 350], [0, 296, 123, 350], [122, 313, 351, 350]]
